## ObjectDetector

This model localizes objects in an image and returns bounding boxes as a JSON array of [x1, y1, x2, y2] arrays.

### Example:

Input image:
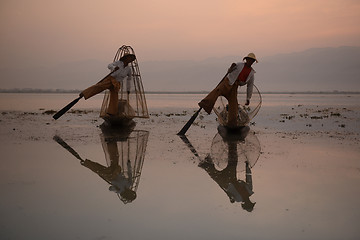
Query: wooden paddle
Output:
[[53, 135, 84, 161], [177, 107, 202, 135], [53, 135, 112, 185], [52, 96, 82, 120], [52, 67, 119, 120], [178, 135, 202, 160], [177, 71, 230, 135]]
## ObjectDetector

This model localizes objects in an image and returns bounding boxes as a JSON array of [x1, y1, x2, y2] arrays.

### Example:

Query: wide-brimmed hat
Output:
[[120, 53, 136, 62], [243, 53, 258, 63]]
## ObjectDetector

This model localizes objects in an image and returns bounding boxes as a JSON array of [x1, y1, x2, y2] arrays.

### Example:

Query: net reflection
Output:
[[180, 126, 261, 211], [54, 125, 149, 204]]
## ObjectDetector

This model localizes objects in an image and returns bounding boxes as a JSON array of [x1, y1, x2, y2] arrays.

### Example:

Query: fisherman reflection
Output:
[[80, 138, 136, 203], [54, 124, 149, 204], [198, 126, 259, 211]]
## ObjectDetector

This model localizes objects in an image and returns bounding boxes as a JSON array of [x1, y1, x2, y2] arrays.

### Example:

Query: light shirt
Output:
[[227, 62, 256, 100], [108, 61, 132, 92]]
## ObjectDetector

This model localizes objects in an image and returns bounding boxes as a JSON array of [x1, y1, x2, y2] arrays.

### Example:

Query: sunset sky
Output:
[[1, 0, 359, 64]]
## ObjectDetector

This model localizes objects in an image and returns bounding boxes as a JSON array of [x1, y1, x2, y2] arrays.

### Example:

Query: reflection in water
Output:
[[54, 125, 149, 204], [180, 126, 261, 211], [211, 125, 261, 173]]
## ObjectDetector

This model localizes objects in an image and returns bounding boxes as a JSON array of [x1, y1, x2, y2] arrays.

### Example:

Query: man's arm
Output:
[[126, 68, 132, 94], [246, 75, 254, 105]]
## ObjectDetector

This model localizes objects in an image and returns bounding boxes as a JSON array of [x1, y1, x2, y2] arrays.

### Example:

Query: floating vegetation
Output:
[[310, 116, 323, 119], [287, 115, 295, 120], [150, 111, 188, 118], [42, 110, 57, 115], [280, 114, 295, 120], [283, 107, 346, 123], [22, 112, 38, 115], [68, 109, 93, 114]]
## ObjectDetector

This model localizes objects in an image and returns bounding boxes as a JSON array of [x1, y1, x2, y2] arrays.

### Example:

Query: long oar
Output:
[[177, 107, 202, 135], [53, 135, 84, 161], [52, 67, 119, 120], [177, 72, 229, 135], [53, 135, 112, 185], [178, 135, 202, 161], [53, 96, 82, 120]]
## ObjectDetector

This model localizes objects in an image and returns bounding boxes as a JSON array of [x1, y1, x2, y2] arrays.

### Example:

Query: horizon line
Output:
[[0, 89, 359, 94]]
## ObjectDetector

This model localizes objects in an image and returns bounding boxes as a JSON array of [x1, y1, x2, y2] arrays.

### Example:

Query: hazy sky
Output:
[[1, 0, 359, 68]]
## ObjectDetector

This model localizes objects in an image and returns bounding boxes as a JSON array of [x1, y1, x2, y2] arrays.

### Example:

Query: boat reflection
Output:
[[180, 126, 261, 211], [53, 124, 149, 204]]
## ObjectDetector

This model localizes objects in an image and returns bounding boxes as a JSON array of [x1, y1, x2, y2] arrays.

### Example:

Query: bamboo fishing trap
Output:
[[100, 128, 149, 204], [210, 130, 261, 174], [100, 45, 149, 125], [213, 85, 262, 127]]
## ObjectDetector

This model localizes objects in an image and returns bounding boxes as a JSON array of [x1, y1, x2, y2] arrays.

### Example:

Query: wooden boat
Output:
[[213, 84, 262, 131], [100, 45, 149, 126]]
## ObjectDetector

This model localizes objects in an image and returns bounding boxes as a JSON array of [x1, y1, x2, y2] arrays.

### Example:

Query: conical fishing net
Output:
[[210, 131, 261, 173], [100, 45, 149, 120], [100, 129, 149, 203]]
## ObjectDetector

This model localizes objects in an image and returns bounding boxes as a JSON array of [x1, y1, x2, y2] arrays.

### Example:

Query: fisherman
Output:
[[198, 53, 258, 128], [79, 53, 136, 116], [80, 126, 138, 204]]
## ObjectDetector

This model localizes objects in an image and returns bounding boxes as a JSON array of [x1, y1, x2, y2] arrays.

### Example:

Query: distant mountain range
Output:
[[1, 46, 359, 92], [256, 46, 360, 92], [140, 46, 360, 92]]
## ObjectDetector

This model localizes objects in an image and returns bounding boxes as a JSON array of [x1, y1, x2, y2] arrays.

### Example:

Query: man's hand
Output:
[[245, 100, 250, 105]]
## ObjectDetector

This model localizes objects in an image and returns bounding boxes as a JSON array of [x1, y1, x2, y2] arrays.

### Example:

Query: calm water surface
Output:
[[0, 93, 359, 240]]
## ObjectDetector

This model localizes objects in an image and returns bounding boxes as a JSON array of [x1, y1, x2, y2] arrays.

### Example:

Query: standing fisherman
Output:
[[79, 53, 136, 116], [198, 53, 258, 128]]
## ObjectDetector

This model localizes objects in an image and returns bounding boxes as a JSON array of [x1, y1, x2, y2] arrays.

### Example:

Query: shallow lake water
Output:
[[0, 93, 359, 239]]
